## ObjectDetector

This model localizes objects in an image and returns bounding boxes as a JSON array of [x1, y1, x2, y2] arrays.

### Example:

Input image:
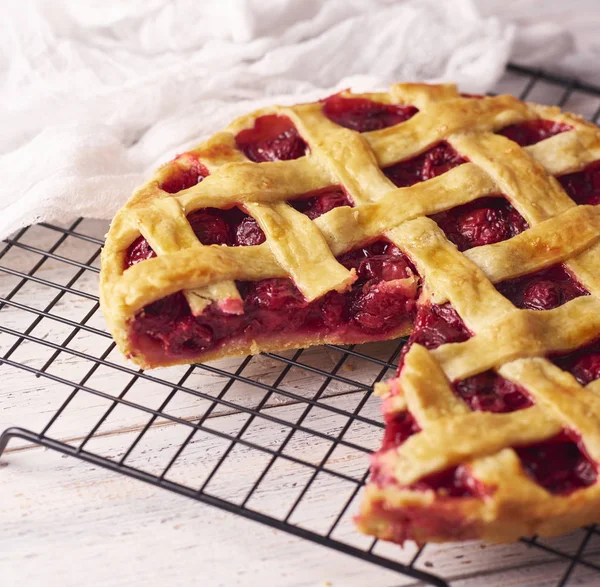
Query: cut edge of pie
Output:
[[109, 310, 413, 370]]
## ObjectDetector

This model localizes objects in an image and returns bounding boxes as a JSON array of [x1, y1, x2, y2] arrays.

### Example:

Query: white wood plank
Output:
[[0, 443, 416, 587]]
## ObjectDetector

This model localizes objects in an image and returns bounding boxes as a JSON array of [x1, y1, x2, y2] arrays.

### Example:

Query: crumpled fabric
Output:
[[0, 0, 575, 239]]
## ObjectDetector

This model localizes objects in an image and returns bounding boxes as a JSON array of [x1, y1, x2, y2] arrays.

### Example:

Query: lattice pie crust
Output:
[[101, 83, 600, 543]]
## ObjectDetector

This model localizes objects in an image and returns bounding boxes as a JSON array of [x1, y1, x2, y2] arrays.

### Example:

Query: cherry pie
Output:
[[101, 82, 600, 543]]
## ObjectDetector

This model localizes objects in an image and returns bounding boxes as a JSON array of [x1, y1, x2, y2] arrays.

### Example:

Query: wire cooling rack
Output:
[[3, 64, 600, 587]]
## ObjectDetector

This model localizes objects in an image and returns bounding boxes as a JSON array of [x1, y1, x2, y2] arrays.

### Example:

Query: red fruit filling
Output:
[[338, 241, 419, 333], [515, 431, 596, 494], [348, 280, 410, 334], [396, 302, 471, 375], [235, 216, 266, 247], [400, 302, 470, 359], [498, 119, 572, 147], [410, 466, 489, 498], [126, 236, 157, 267], [124, 207, 268, 268], [431, 196, 528, 251], [130, 240, 419, 358], [337, 241, 412, 280], [160, 154, 209, 194], [496, 264, 588, 310], [383, 142, 467, 188], [235, 115, 308, 163], [131, 292, 216, 356], [552, 339, 600, 385], [559, 161, 600, 206], [322, 93, 418, 132], [380, 411, 421, 452], [290, 186, 353, 220], [187, 208, 234, 246], [453, 371, 532, 413]]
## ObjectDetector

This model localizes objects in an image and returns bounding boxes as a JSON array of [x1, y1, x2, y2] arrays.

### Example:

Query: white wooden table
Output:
[[3, 70, 600, 587]]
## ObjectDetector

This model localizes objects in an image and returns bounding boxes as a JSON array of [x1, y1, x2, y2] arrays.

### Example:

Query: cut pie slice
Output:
[[357, 114, 600, 543]]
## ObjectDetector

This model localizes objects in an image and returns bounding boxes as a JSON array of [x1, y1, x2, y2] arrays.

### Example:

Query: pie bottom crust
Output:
[[119, 320, 413, 369], [357, 472, 600, 544]]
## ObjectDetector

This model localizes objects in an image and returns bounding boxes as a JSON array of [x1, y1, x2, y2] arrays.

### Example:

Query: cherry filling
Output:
[[552, 339, 600, 385], [235, 115, 308, 162], [383, 142, 467, 188], [498, 119, 572, 147], [559, 161, 600, 206], [322, 94, 418, 132], [453, 371, 532, 413], [496, 264, 588, 311], [402, 302, 470, 353], [124, 207, 268, 268], [187, 208, 235, 246], [130, 239, 419, 358], [337, 241, 419, 334], [160, 153, 209, 194], [290, 186, 353, 219], [126, 236, 157, 267], [130, 292, 215, 355], [410, 466, 489, 498], [186, 207, 268, 248], [431, 196, 529, 251], [380, 411, 421, 452], [235, 216, 266, 247], [396, 302, 471, 374], [515, 431, 597, 494]]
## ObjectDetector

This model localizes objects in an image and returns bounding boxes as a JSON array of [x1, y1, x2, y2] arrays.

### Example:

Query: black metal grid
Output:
[[2, 64, 600, 586]]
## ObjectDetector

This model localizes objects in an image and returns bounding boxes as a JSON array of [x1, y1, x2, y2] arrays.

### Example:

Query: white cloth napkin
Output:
[[0, 0, 575, 239]]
